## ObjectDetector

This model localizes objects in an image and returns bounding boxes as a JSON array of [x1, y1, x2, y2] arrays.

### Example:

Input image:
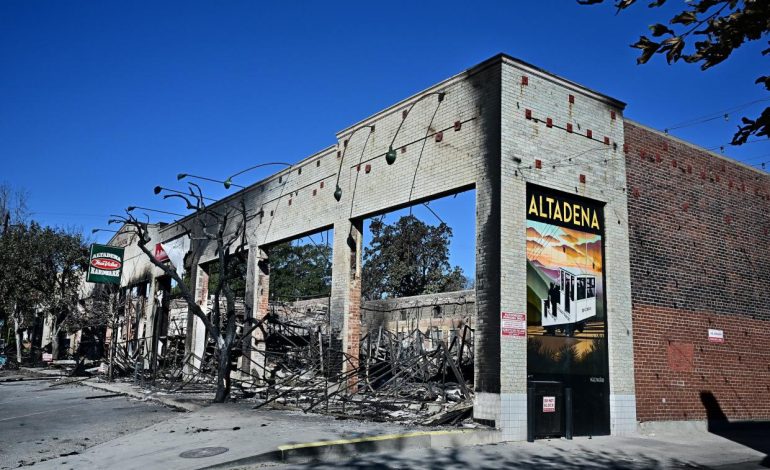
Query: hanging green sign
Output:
[[86, 243, 124, 284]]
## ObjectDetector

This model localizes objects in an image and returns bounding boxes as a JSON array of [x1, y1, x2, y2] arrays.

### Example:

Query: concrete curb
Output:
[[201, 428, 501, 469], [19, 367, 66, 377], [82, 380, 201, 412], [19, 367, 200, 412]]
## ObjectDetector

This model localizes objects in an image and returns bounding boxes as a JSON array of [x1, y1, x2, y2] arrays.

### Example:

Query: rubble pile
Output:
[[250, 302, 476, 426], [97, 295, 477, 427]]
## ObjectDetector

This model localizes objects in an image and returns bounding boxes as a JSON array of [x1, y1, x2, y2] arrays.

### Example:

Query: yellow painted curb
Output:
[[277, 429, 475, 451]]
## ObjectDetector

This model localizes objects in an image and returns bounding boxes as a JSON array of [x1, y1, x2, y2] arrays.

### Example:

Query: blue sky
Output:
[[2, 1, 768, 277]]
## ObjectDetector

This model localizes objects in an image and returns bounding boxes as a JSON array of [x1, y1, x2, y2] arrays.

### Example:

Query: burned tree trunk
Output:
[[115, 184, 252, 405], [214, 346, 232, 402]]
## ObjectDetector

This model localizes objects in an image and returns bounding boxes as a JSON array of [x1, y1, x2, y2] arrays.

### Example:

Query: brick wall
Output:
[[625, 120, 770, 422]]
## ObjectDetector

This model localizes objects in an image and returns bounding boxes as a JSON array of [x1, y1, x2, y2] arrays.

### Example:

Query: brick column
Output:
[[345, 221, 363, 392], [248, 247, 270, 383], [330, 219, 363, 386]]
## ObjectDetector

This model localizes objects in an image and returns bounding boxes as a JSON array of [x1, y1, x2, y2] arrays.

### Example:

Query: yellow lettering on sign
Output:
[[528, 189, 602, 232], [573, 203, 582, 226], [528, 195, 539, 217]]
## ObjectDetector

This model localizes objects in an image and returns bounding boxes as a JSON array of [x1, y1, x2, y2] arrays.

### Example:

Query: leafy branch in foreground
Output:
[[578, 0, 770, 144]]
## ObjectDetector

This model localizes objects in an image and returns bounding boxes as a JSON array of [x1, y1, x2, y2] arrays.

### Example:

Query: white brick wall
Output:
[[500, 57, 636, 438]]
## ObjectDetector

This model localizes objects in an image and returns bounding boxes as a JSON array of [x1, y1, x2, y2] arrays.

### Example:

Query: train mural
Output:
[[525, 184, 611, 436]]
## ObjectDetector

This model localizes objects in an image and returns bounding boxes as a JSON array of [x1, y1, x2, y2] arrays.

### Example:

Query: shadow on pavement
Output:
[[701, 390, 770, 468], [298, 445, 692, 469]]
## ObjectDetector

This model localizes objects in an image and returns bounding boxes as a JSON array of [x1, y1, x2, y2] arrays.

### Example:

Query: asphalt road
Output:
[[0, 376, 178, 469]]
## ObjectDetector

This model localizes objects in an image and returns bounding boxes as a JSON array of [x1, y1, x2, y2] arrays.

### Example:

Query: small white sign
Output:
[[708, 329, 724, 343], [543, 396, 556, 413], [42, 353, 53, 362]]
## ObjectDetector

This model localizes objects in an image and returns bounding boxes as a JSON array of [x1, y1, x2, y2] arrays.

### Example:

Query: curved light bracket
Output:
[[223, 162, 292, 189], [176, 173, 245, 189], [126, 206, 185, 217], [386, 91, 447, 167], [332, 125, 375, 202]]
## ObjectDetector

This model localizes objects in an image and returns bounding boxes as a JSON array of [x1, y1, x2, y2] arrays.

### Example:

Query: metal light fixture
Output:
[[385, 91, 446, 168], [332, 125, 374, 202], [386, 146, 397, 165]]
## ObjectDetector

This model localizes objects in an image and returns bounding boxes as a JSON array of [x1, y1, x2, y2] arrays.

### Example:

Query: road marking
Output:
[[0, 403, 88, 422]]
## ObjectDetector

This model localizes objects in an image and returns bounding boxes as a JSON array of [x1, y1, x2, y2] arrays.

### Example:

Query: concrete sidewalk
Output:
[[29, 400, 769, 470], [16, 368, 769, 469], [31, 403, 494, 470]]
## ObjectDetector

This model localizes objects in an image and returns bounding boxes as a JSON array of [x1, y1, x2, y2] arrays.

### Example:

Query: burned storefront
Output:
[[89, 53, 769, 441]]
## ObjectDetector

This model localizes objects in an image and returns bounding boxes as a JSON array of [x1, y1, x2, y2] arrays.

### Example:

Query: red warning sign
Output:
[[501, 312, 526, 337]]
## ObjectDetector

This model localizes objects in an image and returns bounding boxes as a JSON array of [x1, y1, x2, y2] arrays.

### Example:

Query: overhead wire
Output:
[[663, 98, 770, 134]]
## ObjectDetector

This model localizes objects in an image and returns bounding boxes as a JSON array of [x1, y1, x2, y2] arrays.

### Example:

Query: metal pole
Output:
[[565, 387, 573, 440], [151, 290, 162, 382], [527, 385, 535, 442], [107, 292, 117, 382]]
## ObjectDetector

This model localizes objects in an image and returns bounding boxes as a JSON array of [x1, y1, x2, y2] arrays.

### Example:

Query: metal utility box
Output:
[[529, 381, 563, 439]]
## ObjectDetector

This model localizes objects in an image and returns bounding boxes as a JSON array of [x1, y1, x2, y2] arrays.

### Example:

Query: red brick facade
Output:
[[625, 121, 770, 422]]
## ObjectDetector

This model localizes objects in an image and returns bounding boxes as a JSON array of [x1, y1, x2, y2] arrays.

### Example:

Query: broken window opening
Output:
[[361, 189, 475, 302]]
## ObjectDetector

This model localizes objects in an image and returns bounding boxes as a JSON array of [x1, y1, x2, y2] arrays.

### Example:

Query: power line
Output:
[[706, 138, 768, 153], [663, 98, 770, 134]]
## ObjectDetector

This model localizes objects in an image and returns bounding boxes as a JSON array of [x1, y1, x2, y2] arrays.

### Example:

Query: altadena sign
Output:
[[86, 244, 124, 285]]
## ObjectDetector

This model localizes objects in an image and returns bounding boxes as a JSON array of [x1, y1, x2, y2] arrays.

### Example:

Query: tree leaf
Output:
[[649, 23, 674, 37], [661, 37, 685, 63], [671, 10, 698, 25], [631, 36, 661, 64]]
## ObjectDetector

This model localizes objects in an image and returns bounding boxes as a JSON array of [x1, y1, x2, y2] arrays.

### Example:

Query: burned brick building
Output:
[[100, 53, 769, 440]]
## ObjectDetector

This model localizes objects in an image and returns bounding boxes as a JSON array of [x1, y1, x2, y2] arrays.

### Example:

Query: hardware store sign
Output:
[[86, 244, 124, 284]]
